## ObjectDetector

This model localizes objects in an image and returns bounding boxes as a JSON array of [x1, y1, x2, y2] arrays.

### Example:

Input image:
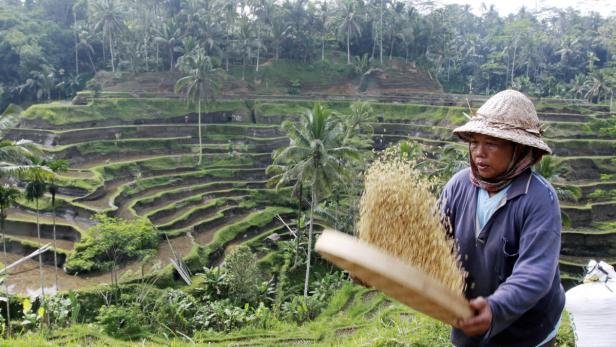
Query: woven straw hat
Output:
[[453, 90, 551, 154]]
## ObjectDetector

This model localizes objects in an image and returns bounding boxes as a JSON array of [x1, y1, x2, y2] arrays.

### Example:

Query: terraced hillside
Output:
[[2, 94, 614, 293]]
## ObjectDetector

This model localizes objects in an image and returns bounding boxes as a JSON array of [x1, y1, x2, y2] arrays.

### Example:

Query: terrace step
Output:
[[135, 181, 266, 216], [145, 190, 256, 225], [156, 197, 244, 230], [5, 124, 284, 146], [561, 201, 616, 228], [561, 227, 616, 258]]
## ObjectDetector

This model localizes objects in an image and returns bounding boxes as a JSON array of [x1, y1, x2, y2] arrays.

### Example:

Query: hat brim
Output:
[[453, 119, 552, 155]]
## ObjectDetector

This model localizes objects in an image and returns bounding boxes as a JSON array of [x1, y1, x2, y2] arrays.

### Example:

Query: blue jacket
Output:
[[440, 168, 565, 347]]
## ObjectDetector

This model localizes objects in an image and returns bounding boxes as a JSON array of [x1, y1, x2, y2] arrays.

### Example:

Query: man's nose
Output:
[[472, 144, 486, 158]]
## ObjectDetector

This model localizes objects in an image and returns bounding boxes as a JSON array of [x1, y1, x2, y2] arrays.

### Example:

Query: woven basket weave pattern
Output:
[[453, 90, 551, 154]]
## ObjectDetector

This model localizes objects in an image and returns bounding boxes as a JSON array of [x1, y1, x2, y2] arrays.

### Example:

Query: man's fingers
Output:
[[458, 297, 492, 336], [469, 297, 488, 311]]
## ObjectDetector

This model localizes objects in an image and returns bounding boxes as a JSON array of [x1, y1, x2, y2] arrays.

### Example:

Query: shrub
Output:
[[65, 214, 158, 274], [194, 266, 229, 301], [223, 246, 262, 306], [96, 304, 143, 339], [192, 299, 254, 332], [153, 289, 198, 335], [279, 295, 321, 323], [46, 295, 72, 329]]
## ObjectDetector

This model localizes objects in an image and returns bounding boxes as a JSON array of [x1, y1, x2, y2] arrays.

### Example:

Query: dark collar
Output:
[[506, 168, 533, 201]]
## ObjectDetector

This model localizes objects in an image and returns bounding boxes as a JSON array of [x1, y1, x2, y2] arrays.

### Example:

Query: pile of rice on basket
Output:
[[357, 148, 466, 295]]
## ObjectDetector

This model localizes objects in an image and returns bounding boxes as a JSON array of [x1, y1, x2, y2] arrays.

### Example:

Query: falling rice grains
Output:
[[358, 153, 466, 295]]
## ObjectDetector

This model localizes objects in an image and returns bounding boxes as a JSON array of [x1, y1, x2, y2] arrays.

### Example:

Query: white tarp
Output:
[[565, 260, 616, 347]]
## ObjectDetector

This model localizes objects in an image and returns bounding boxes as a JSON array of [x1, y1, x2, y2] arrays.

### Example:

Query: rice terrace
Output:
[[1, 0, 616, 345]]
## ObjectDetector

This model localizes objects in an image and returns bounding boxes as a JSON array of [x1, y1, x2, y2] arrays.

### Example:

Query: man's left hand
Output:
[[456, 296, 492, 336]]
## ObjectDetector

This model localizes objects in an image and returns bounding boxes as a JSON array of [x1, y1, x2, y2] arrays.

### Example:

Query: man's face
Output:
[[469, 133, 514, 179]]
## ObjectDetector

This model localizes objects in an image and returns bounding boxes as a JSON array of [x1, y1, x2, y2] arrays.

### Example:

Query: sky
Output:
[[435, 0, 616, 17]]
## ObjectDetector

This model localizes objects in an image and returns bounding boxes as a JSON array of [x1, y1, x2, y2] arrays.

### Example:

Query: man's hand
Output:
[[456, 297, 492, 336]]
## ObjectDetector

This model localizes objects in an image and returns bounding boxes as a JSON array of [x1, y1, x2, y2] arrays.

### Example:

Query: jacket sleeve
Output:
[[485, 185, 561, 338]]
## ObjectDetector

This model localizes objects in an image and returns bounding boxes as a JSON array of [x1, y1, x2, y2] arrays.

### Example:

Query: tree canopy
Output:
[[2, 0, 616, 111]]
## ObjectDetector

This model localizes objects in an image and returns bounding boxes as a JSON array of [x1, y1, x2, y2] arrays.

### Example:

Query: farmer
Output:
[[440, 90, 565, 347]]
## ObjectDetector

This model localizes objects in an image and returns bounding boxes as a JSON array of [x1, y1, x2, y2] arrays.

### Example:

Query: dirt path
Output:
[[0, 233, 195, 295]]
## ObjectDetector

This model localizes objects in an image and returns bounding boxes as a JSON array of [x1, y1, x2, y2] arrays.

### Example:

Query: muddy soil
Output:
[[3, 218, 81, 242]]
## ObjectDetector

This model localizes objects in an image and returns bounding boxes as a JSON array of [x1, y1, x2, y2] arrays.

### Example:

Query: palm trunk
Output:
[[242, 53, 246, 80], [169, 47, 174, 71], [1, 217, 10, 337], [294, 183, 302, 267], [156, 42, 159, 70], [52, 195, 58, 291], [303, 188, 315, 299], [511, 44, 517, 86], [198, 97, 203, 165], [347, 25, 351, 64], [321, 35, 325, 61], [144, 35, 149, 71], [379, 0, 383, 64], [109, 32, 115, 73], [74, 9, 79, 75], [36, 199, 45, 298], [256, 23, 261, 73], [88, 51, 97, 74], [389, 33, 395, 61]]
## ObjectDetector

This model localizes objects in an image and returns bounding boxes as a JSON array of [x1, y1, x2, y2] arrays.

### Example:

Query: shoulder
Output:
[[441, 167, 472, 204], [445, 167, 471, 189], [526, 171, 559, 206]]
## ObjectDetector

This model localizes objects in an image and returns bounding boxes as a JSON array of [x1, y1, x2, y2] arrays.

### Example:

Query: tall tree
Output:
[[92, 0, 125, 72], [337, 0, 362, 64], [0, 184, 19, 337], [23, 167, 52, 297], [175, 49, 222, 165], [154, 20, 181, 71], [46, 159, 68, 291], [270, 103, 359, 298]]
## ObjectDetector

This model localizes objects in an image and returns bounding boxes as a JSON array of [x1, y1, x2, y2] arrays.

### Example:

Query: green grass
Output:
[[120, 166, 258, 198], [132, 180, 262, 209], [155, 196, 243, 230], [182, 206, 293, 269], [1, 281, 576, 346], [254, 100, 467, 126], [44, 137, 192, 156], [228, 57, 355, 94], [22, 99, 248, 125]]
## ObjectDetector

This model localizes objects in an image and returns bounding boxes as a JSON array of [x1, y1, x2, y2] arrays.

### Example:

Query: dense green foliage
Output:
[[64, 213, 157, 274], [3, 0, 616, 113]]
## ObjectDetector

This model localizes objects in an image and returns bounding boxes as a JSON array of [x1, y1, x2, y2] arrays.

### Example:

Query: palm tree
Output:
[[92, 0, 125, 72], [341, 101, 376, 149], [269, 103, 359, 298], [585, 71, 612, 103], [77, 29, 98, 74], [337, 0, 362, 64], [175, 49, 222, 165], [46, 159, 68, 291], [154, 20, 181, 71], [0, 185, 20, 260], [0, 184, 19, 337], [23, 167, 52, 297]]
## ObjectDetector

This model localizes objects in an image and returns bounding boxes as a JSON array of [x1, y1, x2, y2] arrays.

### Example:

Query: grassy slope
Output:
[[22, 99, 248, 125], [2, 284, 575, 346]]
